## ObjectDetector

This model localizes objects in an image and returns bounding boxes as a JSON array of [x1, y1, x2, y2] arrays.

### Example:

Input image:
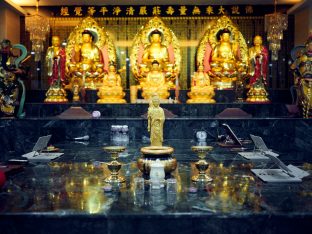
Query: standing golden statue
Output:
[[130, 17, 181, 100], [148, 95, 165, 147], [187, 64, 215, 103], [45, 36, 68, 103], [138, 95, 177, 178], [197, 16, 248, 89], [65, 17, 116, 101], [246, 35, 270, 103], [97, 63, 126, 103], [291, 35, 312, 118]]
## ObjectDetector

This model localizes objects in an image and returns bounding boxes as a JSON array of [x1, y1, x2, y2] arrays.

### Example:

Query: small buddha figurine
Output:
[[45, 36, 67, 103], [142, 60, 170, 100], [187, 64, 215, 103], [148, 95, 165, 147], [97, 63, 126, 103], [209, 29, 245, 89], [69, 30, 104, 89], [246, 35, 269, 103]]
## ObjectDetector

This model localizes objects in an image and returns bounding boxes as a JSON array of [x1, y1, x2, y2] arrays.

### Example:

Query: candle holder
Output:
[[103, 146, 126, 183], [191, 145, 213, 182]]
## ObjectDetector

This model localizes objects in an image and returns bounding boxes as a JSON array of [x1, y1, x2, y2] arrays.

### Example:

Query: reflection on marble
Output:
[[0, 139, 312, 234]]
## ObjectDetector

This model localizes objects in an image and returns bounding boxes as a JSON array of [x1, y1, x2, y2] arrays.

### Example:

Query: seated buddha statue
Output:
[[187, 64, 215, 103], [69, 30, 104, 90], [209, 29, 245, 89], [130, 17, 181, 100], [197, 16, 248, 90], [97, 63, 126, 103], [141, 60, 170, 100], [142, 30, 169, 71]]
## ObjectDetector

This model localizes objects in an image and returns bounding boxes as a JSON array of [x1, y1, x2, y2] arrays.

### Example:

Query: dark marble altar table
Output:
[[0, 140, 311, 234]]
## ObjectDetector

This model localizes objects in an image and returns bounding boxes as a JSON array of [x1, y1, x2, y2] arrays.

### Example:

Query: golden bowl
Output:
[[103, 146, 126, 154], [138, 146, 176, 177]]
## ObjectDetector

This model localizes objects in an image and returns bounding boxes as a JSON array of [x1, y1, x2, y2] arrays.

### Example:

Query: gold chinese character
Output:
[[192, 6, 201, 15], [166, 6, 175, 15], [74, 7, 82, 16], [152, 6, 161, 15], [113, 7, 122, 16], [231, 6, 240, 15], [218, 6, 225, 15], [87, 7, 96, 16], [139, 6, 147, 15], [100, 7, 108, 15], [126, 7, 135, 15], [245, 5, 253, 14], [179, 6, 187, 15], [60, 7, 70, 16], [206, 6, 214, 15]]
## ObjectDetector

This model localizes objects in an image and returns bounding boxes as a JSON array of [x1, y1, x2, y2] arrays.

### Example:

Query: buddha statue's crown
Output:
[[152, 60, 159, 65], [216, 28, 231, 40], [150, 29, 162, 36], [82, 30, 94, 39]]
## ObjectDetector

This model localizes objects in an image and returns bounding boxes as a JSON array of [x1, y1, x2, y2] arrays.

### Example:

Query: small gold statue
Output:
[[138, 94, 177, 177], [148, 95, 165, 147], [142, 60, 170, 100], [187, 64, 215, 103], [246, 35, 270, 103], [45, 36, 68, 103], [97, 63, 126, 103]]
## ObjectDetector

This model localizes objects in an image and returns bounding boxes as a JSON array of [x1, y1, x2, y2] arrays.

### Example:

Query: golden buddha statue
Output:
[[187, 64, 215, 103], [130, 17, 181, 100], [45, 36, 68, 103], [197, 16, 248, 90], [246, 35, 270, 103], [65, 17, 117, 100], [97, 63, 126, 103], [69, 30, 104, 90], [141, 60, 169, 100], [142, 30, 169, 71], [148, 95, 165, 147]]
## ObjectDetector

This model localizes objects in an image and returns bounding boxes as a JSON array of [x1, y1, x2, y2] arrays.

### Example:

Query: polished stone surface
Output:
[[0, 140, 312, 234], [0, 118, 312, 161], [22, 103, 291, 118]]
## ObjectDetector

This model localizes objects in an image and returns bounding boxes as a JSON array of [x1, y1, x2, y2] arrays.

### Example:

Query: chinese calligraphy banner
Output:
[[49, 5, 290, 17]]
